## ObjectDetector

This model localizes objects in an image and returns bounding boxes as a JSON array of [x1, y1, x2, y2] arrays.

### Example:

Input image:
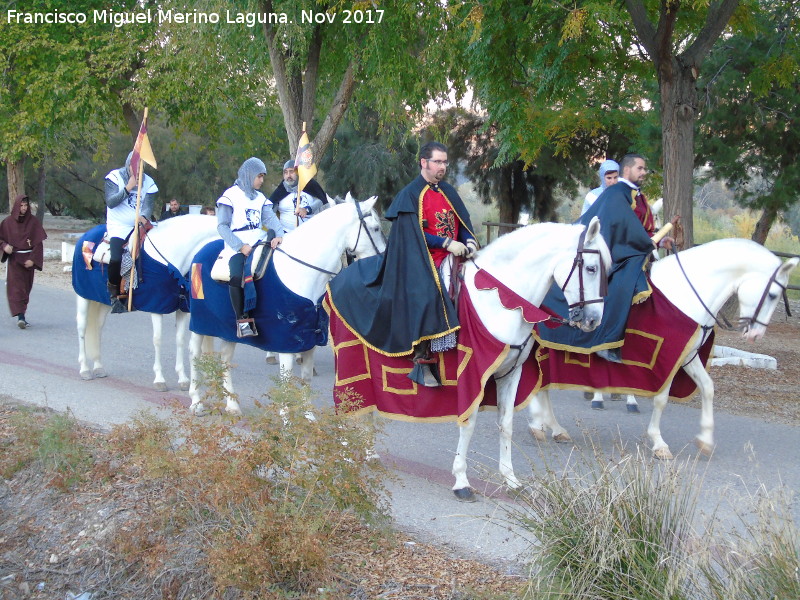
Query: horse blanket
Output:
[[533, 285, 715, 401], [324, 281, 542, 425], [189, 240, 328, 353], [72, 225, 191, 314]]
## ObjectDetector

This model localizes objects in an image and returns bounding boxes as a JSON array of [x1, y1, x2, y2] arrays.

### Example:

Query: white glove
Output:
[[446, 239, 468, 257], [465, 239, 478, 258]]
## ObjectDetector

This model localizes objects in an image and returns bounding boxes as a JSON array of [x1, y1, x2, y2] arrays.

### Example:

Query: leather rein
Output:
[[672, 249, 791, 332], [558, 228, 608, 322]]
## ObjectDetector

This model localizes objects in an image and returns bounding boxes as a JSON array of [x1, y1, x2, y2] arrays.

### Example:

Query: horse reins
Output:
[[673, 250, 790, 333], [275, 203, 383, 277]]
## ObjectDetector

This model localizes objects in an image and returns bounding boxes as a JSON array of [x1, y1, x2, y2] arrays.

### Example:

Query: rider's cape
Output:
[[536, 181, 654, 352], [326, 175, 475, 356]]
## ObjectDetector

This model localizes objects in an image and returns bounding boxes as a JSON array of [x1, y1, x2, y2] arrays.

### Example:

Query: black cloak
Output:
[[536, 181, 654, 352], [327, 175, 476, 356], [268, 179, 328, 205]]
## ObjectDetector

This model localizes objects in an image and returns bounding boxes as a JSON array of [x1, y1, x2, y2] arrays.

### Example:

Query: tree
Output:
[[696, 0, 800, 244], [0, 0, 159, 213], [178, 0, 466, 161], [457, 1, 749, 246]]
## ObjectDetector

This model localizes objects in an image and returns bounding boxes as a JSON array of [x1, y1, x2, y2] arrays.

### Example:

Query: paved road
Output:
[[2, 283, 798, 571]]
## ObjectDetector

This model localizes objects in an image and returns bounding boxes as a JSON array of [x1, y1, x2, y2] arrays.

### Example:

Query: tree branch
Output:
[[314, 62, 357, 160], [624, 0, 658, 59], [683, 0, 740, 66]]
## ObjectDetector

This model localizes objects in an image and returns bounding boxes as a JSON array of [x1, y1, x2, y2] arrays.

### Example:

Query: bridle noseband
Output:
[[559, 228, 608, 322]]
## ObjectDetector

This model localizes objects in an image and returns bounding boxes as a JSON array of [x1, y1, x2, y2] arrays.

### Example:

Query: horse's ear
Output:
[[779, 256, 799, 279], [361, 196, 378, 212], [585, 216, 601, 242], [345, 191, 354, 204], [651, 198, 663, 217]]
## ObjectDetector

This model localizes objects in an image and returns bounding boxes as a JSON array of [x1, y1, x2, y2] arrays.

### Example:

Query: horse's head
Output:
[[553, 217, 611, 332], [342, 193, 386, 259], [736, 256, 798, 342]]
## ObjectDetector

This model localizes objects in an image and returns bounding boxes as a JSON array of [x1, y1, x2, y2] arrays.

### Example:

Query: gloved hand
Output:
[[446, 239, 468, 257], [465, 238, 478, 258]]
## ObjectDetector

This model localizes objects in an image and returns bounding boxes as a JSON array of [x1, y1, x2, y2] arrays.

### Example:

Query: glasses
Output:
[[426, 159, 449, 166]]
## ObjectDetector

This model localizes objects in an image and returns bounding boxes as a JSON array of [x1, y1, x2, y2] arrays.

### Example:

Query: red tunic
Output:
[[631, 189, 656, 236], [422, 188, 460, 267]]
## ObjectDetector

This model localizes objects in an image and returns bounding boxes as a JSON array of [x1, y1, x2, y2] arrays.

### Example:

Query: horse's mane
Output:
[[477, 222, 582, 262], [669, 238, 780, 272]]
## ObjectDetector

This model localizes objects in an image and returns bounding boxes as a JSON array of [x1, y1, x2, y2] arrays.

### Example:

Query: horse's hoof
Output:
[[694, 438, 714, 457], [265, 356, 278, 365], [453, 487, 477, 502], [654, 447, 674, 460], [154, 382, 168, 392], [530, 427, 547, 442], [80, 370, 93, 381], [92, 368, 107, 379], [553, 432, 573, 443], [583, 392, 593, 400], [190, 403, 209, 417], [179, 381, 190, 391], [610, 393, 622, 400], [225, 405, 243, 417], [626, 404, 640, 414], [591, 400, 605, 410]]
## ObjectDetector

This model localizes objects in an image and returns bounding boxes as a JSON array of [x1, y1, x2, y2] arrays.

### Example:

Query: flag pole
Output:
[[127, 107, 148, 311], [295, 121, 306, 228]]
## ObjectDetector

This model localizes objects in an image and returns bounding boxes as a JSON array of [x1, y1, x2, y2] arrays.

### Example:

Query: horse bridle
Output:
[[276, 202, 385, 276], [351, 201, 386, 257], [559, 228, 608, 323], [673, 250, 791, 332]]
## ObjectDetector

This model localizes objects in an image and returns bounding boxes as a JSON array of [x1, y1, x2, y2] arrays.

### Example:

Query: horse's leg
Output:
[[78, 299, 109, 380], [76, 296, 93, 380], [683, 357, 715, 456], [151, 314, 168, 391], [590, 392, 605, 410], [265, 351, 278, 365], [452, 410, 479, 502], [495, 367, 524, 491], [297, 349, 315, 382], [188, 332, 207, 415], [219, 341, 241, 416], [648, 389, 673, 460], [527, 390, 572, 443], [625, 394, 640, 414], [174, 311, 190, 391], [278, 353, 295, 380]]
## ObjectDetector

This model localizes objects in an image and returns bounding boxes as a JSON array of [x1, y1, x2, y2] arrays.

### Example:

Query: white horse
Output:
[[75, 215, 220, 389], [528, 238, 798, 459], [188, 196, 386, 416], [326, 219, 611, 501]]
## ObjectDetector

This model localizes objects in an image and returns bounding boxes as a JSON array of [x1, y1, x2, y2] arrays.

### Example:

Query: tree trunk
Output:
[[751, 205, 778, 245], [6, 156, 25, 212], [659, 57, 697, 248], [36, 160, 47, 223]]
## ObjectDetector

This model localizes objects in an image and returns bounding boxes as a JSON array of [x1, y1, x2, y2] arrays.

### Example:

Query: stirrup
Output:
[[236, 318, 258, 338], [110, 296, 128, 314]]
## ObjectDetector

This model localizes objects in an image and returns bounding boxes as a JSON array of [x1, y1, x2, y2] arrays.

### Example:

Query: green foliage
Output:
[[0, 406, 95, 490], [318, 108, 418, 209], [696, 0, 800, 216], [105, 355, 390, 595]]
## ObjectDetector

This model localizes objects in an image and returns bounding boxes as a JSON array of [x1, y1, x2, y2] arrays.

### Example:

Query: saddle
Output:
[[91, 221, 153, 265], [210, 242, 273, 283]]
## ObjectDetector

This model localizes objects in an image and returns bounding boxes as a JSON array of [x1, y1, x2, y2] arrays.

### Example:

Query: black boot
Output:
[[107, 282, 127, 314], [229, 286, 257, 337]]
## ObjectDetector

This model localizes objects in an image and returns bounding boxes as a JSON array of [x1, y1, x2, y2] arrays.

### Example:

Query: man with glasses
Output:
[[327, 141, 478, 386]]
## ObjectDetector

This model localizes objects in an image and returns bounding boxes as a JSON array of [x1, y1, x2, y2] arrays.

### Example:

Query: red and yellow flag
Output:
[[294, 126, 316, 193], [131, 111, 157, 175]]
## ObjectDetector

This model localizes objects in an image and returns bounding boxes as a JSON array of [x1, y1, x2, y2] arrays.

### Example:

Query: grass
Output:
[[482, 439, 799, 599]]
